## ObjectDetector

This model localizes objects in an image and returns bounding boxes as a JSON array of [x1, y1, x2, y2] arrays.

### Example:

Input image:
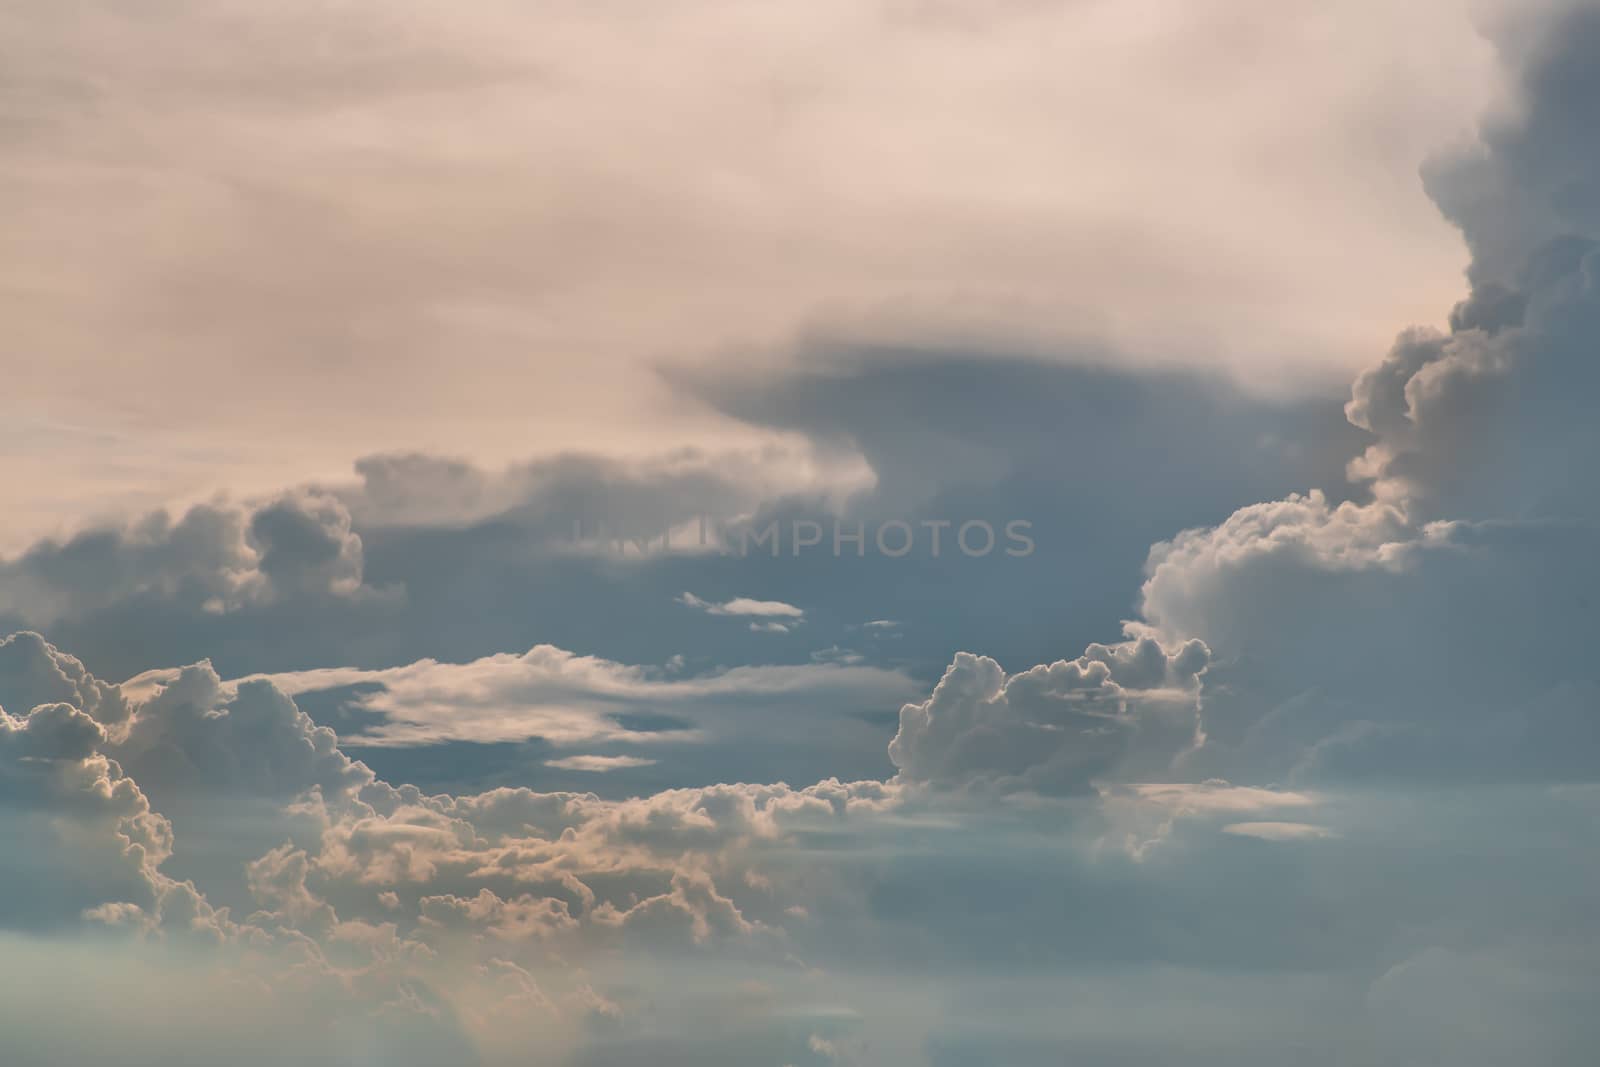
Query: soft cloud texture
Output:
[[252, 644, 916, 748], [0, 0, 1507, 549], [7, 3, 1600, 1065], [1, 630, 1597, 1066]]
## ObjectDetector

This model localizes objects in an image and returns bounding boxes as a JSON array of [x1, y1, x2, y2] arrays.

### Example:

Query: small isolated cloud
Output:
[[1222, 822, 1335, 841], [678, 592, 804, 619], [545, 755, 659, 773]]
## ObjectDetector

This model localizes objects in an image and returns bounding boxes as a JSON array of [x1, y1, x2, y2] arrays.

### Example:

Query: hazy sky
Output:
[[4, 2, 1600, 1066]]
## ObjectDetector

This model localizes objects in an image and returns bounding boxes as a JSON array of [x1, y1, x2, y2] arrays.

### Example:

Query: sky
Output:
[[2, 1, 1599, 1064]]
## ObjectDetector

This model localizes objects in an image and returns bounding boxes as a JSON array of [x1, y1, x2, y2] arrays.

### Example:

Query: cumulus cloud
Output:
[[889, 635, 1209, 794], [0, 630, 129, 728], [1342, 247, 1600, 521], [1325, 10, 1600, 526], [0, 631, 914, 1051], [1097, 7, 1600, 789], [0, 492, 377, 627], [113, 659, 374, 802], [0, 687, 220, 935], [2, 629, 1599, 1066], [855, 4, 1600, 801]]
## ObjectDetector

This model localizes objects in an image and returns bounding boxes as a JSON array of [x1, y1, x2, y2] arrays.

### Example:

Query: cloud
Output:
[[8, 6, 1600, 1065], [113, 659, 374, 802], [0, 492, 379, 628], [2, 628, 1599, 1065], [1333, 9, 1600, 526], [679, 592, 805, 619], [0, 632, 907, 1051], [1095, 779, 1321, 857], [1220, 821, 1334, 841], [808, 1033, 840, 1060], [0, 444, 875, 684], [0, 352, 1376, 692], [544, 755, 659, 773], [249, 644, 917, 750], [831, 4, 1600, 803], [1074, 7, 1600, 791], [1113, 780, 1319, 817], [0, 0, 1504, 552], [1133, 494, 1600, 786], [0, 690, 221, 935], [419, 888, 578, 942], [0, 630, 129, 728], [679, 591, 806, 634], [889, 635, 1209, 794], [342, 449, 861, 542], [1424, 5, 1600, 285]]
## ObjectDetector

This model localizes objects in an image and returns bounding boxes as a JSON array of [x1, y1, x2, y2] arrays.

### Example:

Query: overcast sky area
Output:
[[4, 1, 1600, 1064]]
